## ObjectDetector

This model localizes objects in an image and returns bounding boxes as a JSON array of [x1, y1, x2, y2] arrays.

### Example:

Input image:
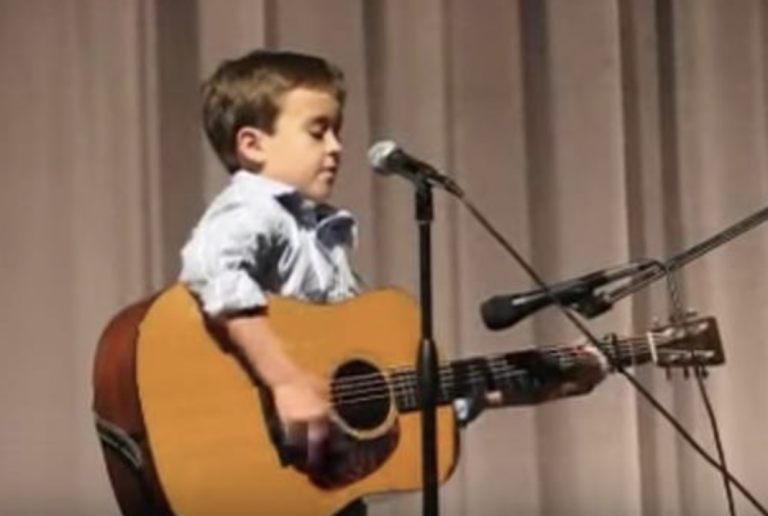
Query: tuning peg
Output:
[[669, 308, 698, 324]]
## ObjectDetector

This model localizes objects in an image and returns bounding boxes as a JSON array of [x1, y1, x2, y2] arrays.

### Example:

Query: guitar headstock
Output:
[[649, 315, 725, 368]]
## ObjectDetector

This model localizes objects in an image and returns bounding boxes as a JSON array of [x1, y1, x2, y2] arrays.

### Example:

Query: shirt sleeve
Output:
[[179, 198, 282, 318]]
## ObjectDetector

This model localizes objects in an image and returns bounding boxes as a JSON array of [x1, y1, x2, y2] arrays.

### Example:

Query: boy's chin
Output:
[[301, 181, 334, 203], [300, 189, 331, 204]]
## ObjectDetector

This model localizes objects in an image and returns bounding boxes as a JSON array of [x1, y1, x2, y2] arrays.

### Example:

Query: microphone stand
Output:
[[596, 202, 768, 311], [414, 180, 440, 516]]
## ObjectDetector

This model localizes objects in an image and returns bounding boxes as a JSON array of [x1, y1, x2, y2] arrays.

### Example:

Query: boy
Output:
[[180, 49, 606, 516]]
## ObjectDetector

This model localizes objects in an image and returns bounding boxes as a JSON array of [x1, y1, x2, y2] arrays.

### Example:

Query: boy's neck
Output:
[[234, 169, 324, 209]]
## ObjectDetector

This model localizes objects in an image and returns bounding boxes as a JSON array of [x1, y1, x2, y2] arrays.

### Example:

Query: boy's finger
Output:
[[306, 419, 329, 467]]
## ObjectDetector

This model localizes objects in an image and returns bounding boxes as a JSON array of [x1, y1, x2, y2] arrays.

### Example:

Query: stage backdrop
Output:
[[1, 1, 768, 515]]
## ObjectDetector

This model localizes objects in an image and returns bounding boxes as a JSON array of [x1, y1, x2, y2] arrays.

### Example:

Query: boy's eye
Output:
[[307, 116, 341, 140], [309, 125, 327, 139]]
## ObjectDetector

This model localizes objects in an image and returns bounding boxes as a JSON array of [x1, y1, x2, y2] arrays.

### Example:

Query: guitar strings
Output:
[[329, 335, 698, 407], [331, 368, 539, 407], [330, 336, 670, 401], [329, 351, 669, 408], [329, 334, 699, 405], [330, 333, 677, 395]]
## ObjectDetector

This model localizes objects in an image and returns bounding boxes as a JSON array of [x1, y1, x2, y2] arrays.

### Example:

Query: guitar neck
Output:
[[388, 334, 661, 413], [329, 313, 721, 417]]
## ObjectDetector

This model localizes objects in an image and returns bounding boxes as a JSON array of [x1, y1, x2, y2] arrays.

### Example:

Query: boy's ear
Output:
[[235, 126, 268, 168]]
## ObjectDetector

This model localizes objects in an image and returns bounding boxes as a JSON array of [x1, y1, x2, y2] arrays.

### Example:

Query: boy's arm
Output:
[[179, 197, 330, 462], [223, 313, 331, 462]]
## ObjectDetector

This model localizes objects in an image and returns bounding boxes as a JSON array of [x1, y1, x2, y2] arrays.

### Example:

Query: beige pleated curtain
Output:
[[2, 1, 768, 515]]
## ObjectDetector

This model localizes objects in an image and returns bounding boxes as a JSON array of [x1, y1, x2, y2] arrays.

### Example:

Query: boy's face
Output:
[[243, 87, 343, 202]]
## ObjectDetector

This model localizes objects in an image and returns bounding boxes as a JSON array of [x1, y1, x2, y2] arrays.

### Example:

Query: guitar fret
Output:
[[391, 371, 414, 412], [439, 366, 455, 404], [450, 360, 474, 400], [488, 355, 510, 393]]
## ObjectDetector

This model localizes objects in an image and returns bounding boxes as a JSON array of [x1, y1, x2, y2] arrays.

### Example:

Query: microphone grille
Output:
[[367, 140, 398, 172], [480, 297, 516, 331]]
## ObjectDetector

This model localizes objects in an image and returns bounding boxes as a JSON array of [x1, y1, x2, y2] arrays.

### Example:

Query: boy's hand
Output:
[[484, 343, 609, 408], [549, 343, 609, 398], [272, 371, 331, 467]]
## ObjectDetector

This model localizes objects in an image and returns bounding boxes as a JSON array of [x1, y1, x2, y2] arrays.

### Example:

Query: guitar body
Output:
[[95, 285, 458, 516], [94, 283, 722, 515]]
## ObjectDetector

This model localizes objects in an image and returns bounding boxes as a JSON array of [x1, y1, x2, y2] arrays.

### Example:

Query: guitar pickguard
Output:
[[302, 420, 400, 489]]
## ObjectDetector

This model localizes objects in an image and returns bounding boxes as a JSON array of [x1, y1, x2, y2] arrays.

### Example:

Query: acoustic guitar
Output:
[[92, 285, 724, 516]]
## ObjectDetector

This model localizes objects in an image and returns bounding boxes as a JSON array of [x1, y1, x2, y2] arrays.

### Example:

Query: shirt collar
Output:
[[232, 170, 358, 247]]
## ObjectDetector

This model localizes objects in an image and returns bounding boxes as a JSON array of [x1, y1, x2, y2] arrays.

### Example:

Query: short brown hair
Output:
[[201, 49, 346, 172]]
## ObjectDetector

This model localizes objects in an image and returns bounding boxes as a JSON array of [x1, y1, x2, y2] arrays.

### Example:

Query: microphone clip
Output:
[[570, 292, 613, 318]]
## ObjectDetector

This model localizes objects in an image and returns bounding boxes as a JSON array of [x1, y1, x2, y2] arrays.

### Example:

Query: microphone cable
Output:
[[365, 139, 764, 513], [448, 187, 767, 516], [656, 260, 737, 516]]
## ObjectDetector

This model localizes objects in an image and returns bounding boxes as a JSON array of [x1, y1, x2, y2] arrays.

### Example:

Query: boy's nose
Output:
[[326, 132, 343, 154]]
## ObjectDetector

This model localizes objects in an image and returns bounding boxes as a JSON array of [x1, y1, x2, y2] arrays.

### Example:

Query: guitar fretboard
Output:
[[387, 334, 665, 413]]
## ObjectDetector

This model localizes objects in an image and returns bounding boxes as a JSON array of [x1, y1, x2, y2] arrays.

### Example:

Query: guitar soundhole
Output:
[[332, 360, 391, 431]]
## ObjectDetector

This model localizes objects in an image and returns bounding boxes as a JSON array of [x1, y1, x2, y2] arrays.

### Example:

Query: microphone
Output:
[[480, 261, 656, 330], [367, 140, 463, 196]]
